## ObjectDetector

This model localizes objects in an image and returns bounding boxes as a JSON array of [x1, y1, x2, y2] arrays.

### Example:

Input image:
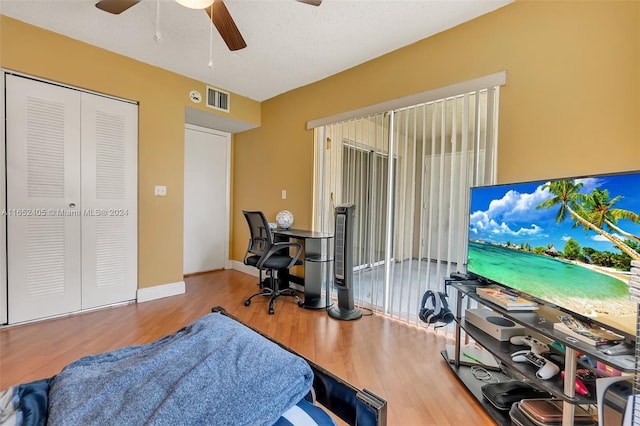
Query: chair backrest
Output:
[[242, 210, 274, 257]]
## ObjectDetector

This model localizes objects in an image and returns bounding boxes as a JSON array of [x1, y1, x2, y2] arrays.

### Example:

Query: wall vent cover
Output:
[[206, 86, 230, 112]]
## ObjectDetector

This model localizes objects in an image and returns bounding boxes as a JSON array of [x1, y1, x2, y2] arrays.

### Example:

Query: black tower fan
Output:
[[328, 204, 362, 321]]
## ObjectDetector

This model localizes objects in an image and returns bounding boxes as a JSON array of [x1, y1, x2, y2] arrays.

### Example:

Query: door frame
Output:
[[1, 73, 6, 324], [183, 124, 232, 273]]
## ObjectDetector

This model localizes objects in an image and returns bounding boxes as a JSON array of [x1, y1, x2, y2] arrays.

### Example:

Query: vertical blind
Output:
[[312, 79, 502, 328]]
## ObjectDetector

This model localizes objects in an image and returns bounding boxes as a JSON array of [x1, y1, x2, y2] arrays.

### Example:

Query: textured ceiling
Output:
[[1, 0, 513, 102]]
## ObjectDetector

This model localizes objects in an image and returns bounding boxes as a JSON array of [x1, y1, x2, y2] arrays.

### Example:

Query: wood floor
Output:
[[0, 270, 496, 425]]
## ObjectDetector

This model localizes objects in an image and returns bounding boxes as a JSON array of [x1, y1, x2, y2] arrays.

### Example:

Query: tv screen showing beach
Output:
[[467, 171, 640, 338]]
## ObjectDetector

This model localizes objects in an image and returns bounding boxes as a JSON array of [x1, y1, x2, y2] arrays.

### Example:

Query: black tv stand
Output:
[[442, 279, 635, 426]]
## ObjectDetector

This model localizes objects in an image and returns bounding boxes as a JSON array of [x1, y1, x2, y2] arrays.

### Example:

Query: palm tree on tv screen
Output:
[[582, 188, 640, 244], [536, 179, 640, 261]]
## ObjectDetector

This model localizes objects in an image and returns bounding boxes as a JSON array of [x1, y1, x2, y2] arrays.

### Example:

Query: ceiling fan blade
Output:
[[95, 0, 141, 14], [205, 1, 247, 51], [296, 0, 322, 6]]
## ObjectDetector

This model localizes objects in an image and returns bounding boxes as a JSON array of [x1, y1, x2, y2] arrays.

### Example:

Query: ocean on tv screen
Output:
[[468, 171, 640, 337]]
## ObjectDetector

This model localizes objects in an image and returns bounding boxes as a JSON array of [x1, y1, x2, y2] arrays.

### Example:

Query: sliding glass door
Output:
[[341, 144, 391, 270], [313, 80, 501, 324]]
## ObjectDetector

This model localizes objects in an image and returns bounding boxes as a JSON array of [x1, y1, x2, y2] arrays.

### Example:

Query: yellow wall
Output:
[[3, 2, 639, 277], [232, 0, 640, 261], [0, 16, 261, 289]]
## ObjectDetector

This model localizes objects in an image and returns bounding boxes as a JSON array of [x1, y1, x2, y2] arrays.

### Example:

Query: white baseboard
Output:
[[231, 260, 259, 277], [137, 280, 186, 303]]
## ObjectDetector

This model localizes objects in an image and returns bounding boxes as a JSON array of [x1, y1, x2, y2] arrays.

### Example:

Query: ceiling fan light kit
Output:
[[95, 0, 320, 52], [176, 0, 214, 10]]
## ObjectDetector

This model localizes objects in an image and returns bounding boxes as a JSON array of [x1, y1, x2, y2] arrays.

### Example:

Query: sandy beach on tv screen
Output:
[[560, 262, 636, 335]]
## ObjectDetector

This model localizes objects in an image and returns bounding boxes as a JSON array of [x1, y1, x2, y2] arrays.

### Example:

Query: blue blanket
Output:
[[46, 313, 314, 426], [0, 379, 50, 426]]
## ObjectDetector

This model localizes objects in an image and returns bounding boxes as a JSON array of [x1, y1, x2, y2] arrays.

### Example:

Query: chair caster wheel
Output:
[[244, 300, 251, 306], [268, 308, 275, 315], [297, 301, 304, 307]]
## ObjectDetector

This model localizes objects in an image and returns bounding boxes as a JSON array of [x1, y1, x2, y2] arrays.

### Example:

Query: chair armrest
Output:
[[257, 242, 302, 269], [242, 238, 253, 265]]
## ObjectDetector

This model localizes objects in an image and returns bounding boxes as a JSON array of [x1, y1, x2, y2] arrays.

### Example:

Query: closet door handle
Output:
[[69, 203, 76, 208]]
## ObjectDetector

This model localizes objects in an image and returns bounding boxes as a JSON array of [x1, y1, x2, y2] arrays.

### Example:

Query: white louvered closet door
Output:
[[6, 75, 83, 323], [80, 93, 137, 309], [5, 74, 138, 323]]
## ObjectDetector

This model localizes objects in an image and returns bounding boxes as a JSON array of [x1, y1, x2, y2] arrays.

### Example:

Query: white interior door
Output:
[[80, 93, 138, 309], [183, 125, 230, 274], [6, 74, 82, 323]]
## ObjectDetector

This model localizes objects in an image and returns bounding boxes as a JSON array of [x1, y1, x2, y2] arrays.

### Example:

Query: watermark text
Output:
[[1, 208, 129, 217]]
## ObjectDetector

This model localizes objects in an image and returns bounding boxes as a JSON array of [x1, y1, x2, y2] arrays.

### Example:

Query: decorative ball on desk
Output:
[[276, 210, 294, 229]]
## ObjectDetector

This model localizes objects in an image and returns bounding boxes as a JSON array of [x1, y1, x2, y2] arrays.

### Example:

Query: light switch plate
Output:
[[154, 185, 167, 197]]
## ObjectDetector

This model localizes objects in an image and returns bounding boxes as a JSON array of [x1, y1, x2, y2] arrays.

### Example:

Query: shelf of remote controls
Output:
[[443, 278, 635, 426]]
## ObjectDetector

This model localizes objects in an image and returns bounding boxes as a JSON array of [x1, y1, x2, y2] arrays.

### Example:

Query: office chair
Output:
[[242, 210, 304, 314]]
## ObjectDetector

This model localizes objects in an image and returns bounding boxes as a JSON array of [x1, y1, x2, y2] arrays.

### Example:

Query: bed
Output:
[[0, 306, 386, 426]]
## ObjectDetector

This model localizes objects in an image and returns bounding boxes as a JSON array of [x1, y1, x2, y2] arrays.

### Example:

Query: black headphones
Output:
[[419, 290, 454, 326]]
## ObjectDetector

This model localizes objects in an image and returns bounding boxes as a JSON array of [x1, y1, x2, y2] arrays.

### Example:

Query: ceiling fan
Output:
[[95, 0, 322, 51]]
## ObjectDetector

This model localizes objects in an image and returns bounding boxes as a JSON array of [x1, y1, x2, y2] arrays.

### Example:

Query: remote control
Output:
[[602, 342, 635, 356]]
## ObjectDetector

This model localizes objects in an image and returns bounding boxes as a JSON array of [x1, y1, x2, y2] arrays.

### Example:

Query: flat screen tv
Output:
[[467, 170, 640, 340]]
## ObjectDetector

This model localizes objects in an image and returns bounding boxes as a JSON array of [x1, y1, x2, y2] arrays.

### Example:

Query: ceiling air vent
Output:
[[206, 86, 230, 112]]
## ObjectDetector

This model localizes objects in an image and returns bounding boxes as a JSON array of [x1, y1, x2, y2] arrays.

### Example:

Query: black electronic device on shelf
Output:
[[449, 271, 471, 281], [328, 204, 361, 321]]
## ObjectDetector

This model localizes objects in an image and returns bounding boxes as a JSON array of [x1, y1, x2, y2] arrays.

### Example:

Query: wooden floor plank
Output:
[[0, 270, 496, 425]]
